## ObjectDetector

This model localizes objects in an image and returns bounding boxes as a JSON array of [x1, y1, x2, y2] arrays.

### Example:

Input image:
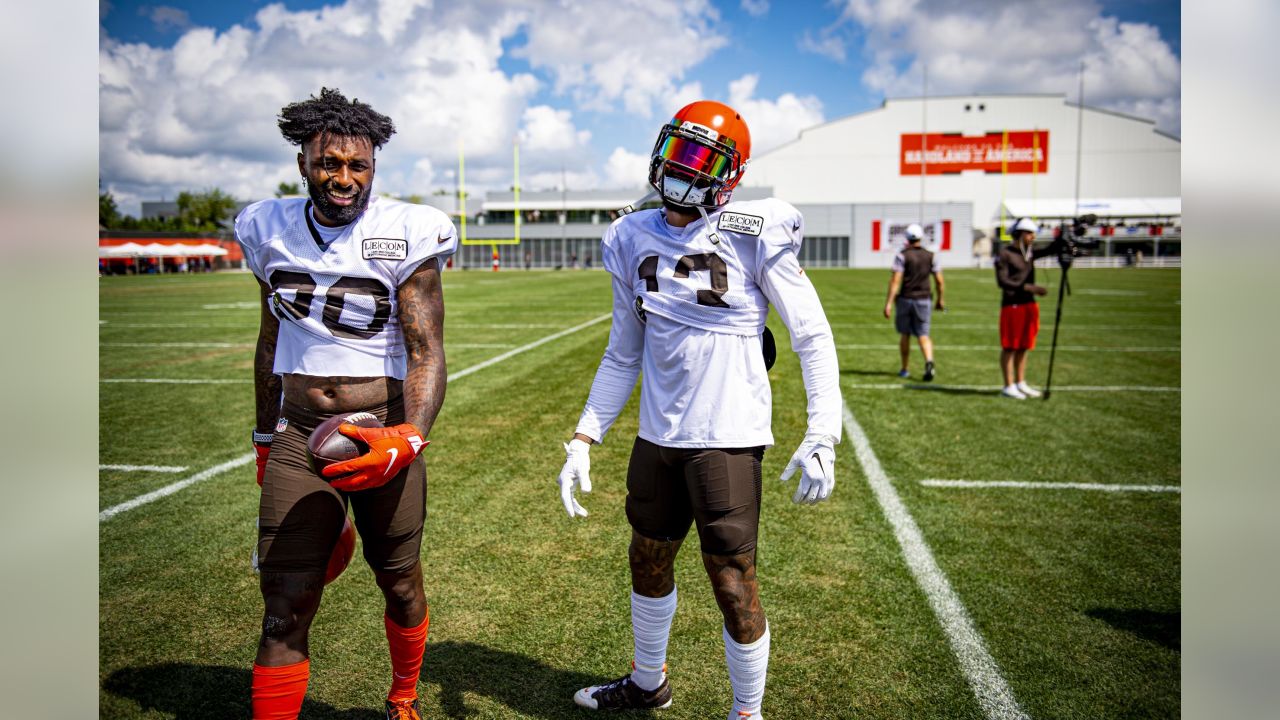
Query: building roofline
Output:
[[752, 93, 1179, 163]]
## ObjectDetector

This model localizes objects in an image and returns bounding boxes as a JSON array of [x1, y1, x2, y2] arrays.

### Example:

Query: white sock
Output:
[[724, 622, 770, 718], [631, 588, 677, 691]]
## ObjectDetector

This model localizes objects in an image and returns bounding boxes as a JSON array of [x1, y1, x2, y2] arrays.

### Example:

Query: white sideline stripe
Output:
[[843, 403, 1029, 720], [99, 454, 255, 521], [102, 342, 254, 348], [99, 464, 189, 473], [99, 315, 611, 522], [846, 383, 1180, 393], [921, 479, 1181, 493], [837, 344, 1179, 353], [448, 314, 611, 381]]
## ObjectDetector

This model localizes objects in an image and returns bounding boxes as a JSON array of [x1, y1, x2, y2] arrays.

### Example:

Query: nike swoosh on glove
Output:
[[780, 432, 838, 505], [322, 423, 427, 492], [557, 438, 592, 518]]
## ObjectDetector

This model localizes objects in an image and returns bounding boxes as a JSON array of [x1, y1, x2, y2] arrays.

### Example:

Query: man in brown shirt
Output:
[[994, 217, 1057, 398], [884, 224, 944, 380]]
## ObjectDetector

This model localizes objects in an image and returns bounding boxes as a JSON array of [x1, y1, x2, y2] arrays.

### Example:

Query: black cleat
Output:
[[923, 361, 935, 382], [386, 698, 422, 720], [574, 673, 673, 710]]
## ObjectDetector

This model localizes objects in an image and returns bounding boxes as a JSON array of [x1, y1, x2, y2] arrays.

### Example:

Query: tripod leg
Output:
[[1043, 265, 1070, 400]]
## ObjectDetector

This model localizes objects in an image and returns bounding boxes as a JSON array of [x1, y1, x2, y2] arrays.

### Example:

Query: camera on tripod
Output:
[[1055, 213, 1101, 267]]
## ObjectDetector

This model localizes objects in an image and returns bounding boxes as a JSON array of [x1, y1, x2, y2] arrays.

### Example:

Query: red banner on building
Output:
[[900, 130, 1049, 175]]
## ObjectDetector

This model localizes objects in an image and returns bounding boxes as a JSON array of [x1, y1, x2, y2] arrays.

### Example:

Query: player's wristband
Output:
[[252, 430, 274, 445]]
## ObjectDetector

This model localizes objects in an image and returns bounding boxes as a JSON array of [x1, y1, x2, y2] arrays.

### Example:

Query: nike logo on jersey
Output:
[[385, 448, 399, 476], [362, 237, 408, 260], [717, 212, 764, 236]]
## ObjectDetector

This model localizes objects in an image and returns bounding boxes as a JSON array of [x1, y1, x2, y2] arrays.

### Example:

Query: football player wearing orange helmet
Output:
[[558, 101, 843, 719]]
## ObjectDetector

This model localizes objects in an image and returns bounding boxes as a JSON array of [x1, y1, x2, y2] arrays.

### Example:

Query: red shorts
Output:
[[1000, 303, 1040, 350]]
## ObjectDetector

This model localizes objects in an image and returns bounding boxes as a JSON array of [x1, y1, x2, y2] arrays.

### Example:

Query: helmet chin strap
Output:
[[618, 189, 659, 216], [695, 205, 721, 244]]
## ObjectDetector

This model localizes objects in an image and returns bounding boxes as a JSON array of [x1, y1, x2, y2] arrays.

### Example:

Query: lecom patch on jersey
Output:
[[717, 212, 763, 236], [362, 238, 409, 260]]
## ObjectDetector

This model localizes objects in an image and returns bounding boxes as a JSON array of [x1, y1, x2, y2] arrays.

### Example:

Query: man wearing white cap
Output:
[[883, 223, 944, 380], [995, 217, 1052, 399]]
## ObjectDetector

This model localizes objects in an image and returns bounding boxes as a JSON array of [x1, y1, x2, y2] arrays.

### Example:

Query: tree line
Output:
[[98, 183, 300, 233]]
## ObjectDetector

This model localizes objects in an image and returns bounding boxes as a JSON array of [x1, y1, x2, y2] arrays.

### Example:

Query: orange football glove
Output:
[[252, 431, 273, 487], [322, 423, 427, 492]]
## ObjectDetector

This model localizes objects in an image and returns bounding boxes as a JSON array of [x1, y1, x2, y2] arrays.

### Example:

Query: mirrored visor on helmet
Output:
[[655, 133, 733, 181]]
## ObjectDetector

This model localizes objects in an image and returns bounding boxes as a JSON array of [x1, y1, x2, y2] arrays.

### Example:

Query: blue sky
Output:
[[99, 0, 1181, 214]]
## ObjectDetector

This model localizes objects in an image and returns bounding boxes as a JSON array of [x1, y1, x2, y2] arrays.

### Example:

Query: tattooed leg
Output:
[[257, 571, 326, 665], [629, 531, 683, 598], [703, 551, 766, 644]]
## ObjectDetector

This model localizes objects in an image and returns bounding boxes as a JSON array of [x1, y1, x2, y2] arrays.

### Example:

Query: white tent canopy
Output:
[[99, 242, 228, 257], [1001, 197, 1181, 220]]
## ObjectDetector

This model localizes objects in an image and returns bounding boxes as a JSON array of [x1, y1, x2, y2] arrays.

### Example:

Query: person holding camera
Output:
[[884, 223, 944, 380], [995, 217, 1056, 399]]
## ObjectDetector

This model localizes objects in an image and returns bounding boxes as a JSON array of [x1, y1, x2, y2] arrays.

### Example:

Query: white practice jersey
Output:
[[235, 196, 457, 379], [575, 198, 842, 449]]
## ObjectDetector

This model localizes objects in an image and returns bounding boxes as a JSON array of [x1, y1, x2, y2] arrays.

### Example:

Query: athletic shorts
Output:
[[1000, 303, 1041, 351], [257, 396, 426, 575], [625, 437, 764, 557], [894, 297, 933, 337]]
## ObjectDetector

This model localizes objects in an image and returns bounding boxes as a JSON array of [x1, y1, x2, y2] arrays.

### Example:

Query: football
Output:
[[306, 411, 384, 478], [325, 515, 357, 585]]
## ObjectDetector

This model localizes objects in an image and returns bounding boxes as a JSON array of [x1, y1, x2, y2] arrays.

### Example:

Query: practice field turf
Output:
[[99, 267, 1180, 719]]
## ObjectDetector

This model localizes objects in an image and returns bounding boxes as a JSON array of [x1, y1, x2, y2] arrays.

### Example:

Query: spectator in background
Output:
[[883, 223, 944, 381], [995, 217, 1058, 399]]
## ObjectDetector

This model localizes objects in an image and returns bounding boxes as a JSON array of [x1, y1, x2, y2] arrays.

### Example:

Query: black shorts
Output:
[[257, 396, 426, 575], [625, 437, 764, 557]]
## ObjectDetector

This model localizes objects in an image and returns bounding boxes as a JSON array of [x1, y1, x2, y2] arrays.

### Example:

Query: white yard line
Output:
[[921, 479, 1180, 493], [99, 464, 189, 473], [845, 383, 1180, 393], [837, 344, 1179, 353], [102, 342, 254, 348], [102, 378, 251, 384], [829, 323, 1177, 330], [447, 314, 611, 381], [843, 402, 1030, 720], [99, 454, 255, 522], [99, 314, 611, 522]]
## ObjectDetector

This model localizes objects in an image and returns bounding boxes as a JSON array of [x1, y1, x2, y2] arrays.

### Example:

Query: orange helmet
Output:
[[648, 100, 751, 208]]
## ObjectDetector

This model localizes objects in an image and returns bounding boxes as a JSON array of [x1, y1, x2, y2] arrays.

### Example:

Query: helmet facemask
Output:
[[648, 120, 745, 210]]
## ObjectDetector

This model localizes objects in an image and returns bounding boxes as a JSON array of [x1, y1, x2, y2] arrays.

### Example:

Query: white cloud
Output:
[[812, 0, 1181, 135], [515, 0, 725, 116], [798, 29, 846, 63], [741, 0, 769, 18], [726, 74, 825, 156], [99, 0, 734, 215], [142, 5, 191, 33], [603, 147, 651, 189], [518, 106, 591, 153]]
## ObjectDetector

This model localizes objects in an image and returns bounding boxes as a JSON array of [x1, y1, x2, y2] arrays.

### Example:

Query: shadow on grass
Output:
[[840, 368, 905, 378], [424, 640, 622, 719], [102, 663, 381, 719], [1085, 608, 1181, 651]]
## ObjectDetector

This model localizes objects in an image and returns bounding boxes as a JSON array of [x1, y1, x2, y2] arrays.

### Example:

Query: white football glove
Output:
[[780, 432, 837, 505], [557, 438, 593, 518]]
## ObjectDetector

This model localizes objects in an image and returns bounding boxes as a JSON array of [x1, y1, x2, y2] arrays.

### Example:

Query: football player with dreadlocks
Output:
[[556, 101, 842, 719], [238, 88, 455, 720]]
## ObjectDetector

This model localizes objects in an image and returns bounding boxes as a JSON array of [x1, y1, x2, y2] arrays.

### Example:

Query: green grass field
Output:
[[99, 266, 1180, 719]]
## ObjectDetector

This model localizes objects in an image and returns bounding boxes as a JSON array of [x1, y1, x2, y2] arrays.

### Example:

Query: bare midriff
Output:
[[282, 373, 402, 414]]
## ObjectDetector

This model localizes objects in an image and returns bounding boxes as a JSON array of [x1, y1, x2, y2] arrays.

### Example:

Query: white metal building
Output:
[[744, 93, 1180, 264]]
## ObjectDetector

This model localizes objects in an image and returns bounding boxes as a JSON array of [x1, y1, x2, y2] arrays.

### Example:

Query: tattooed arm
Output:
[[254, 278, 283, 435], [397, 257, 447, 435]]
